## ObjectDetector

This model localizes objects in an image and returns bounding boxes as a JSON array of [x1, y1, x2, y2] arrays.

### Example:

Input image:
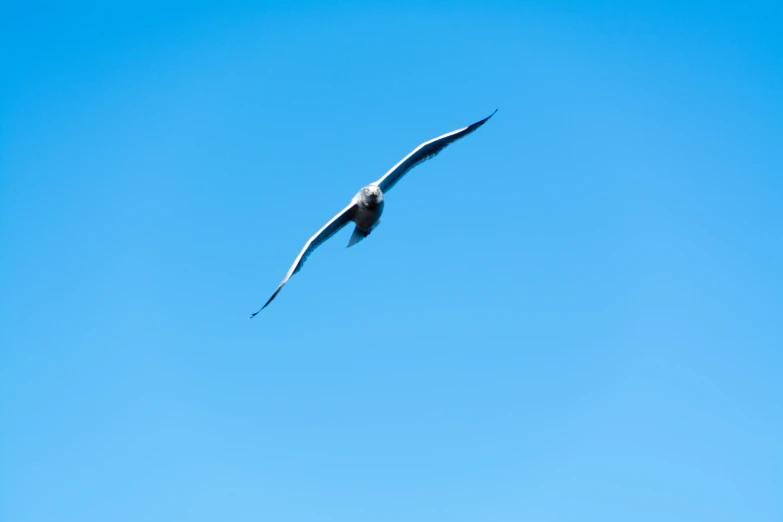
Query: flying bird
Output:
[[251, 110, 496, 317]]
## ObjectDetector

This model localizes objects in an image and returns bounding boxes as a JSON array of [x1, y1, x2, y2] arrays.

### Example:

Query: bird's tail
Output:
[[346, 226, 368, 248], [346, 221, 380, 248]]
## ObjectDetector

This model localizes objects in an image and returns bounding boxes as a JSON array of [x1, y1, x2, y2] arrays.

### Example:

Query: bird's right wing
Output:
[[252, 202, 357, 316]]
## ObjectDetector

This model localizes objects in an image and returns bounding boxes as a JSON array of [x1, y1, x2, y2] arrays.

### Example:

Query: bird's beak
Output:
[[372, 188, 378, 196]]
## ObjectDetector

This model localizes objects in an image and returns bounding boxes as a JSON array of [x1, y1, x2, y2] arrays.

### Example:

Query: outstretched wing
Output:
[[375, 110, 496, 193], [252, 203, 357, 316]]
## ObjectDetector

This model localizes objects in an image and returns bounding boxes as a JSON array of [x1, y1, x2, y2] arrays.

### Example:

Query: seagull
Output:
[[251, 110, 496, 317]]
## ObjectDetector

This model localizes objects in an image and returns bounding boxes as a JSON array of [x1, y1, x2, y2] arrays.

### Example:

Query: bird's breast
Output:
[[354, 201, 383, 230]]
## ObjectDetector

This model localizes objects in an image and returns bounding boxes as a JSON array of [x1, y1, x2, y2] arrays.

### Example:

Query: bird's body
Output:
[[349, 185, 385, 246], [353, 201, 383, 231], [251, 110, 496, 317]]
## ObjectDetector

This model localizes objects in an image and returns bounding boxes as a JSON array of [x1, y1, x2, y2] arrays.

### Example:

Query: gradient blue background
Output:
[[2, 2, 781, 521]]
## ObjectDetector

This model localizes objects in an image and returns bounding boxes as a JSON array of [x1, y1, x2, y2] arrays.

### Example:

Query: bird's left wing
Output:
[[375, 110, 496, 193], [251, 202, 357, 317]]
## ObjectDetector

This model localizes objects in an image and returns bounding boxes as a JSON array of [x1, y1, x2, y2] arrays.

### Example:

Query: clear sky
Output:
[[1, 2, 781, 521]]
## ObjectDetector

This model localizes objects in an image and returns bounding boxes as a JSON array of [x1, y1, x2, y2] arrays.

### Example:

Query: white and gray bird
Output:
[[251, 110, 496, 317]]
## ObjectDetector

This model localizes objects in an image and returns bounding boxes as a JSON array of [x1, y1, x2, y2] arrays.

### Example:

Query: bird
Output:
[[251, 110, 497, 317]]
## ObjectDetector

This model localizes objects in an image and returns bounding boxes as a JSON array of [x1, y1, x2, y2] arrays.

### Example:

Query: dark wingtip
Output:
[[250, 287, 282, 318], [470, 109, 498, 131]]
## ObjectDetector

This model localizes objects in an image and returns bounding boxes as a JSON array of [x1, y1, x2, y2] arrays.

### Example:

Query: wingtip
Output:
[[251, 287, 282, 318], [471, 109, 498, 129], [249, 298, 270, 319]]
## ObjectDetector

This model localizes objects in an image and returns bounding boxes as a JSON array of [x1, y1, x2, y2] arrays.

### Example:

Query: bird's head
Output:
[[362, 185, 383, 205]]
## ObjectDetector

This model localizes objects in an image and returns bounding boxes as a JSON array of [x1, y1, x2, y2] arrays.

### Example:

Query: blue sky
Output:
[[1, 2, 781, 521]]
